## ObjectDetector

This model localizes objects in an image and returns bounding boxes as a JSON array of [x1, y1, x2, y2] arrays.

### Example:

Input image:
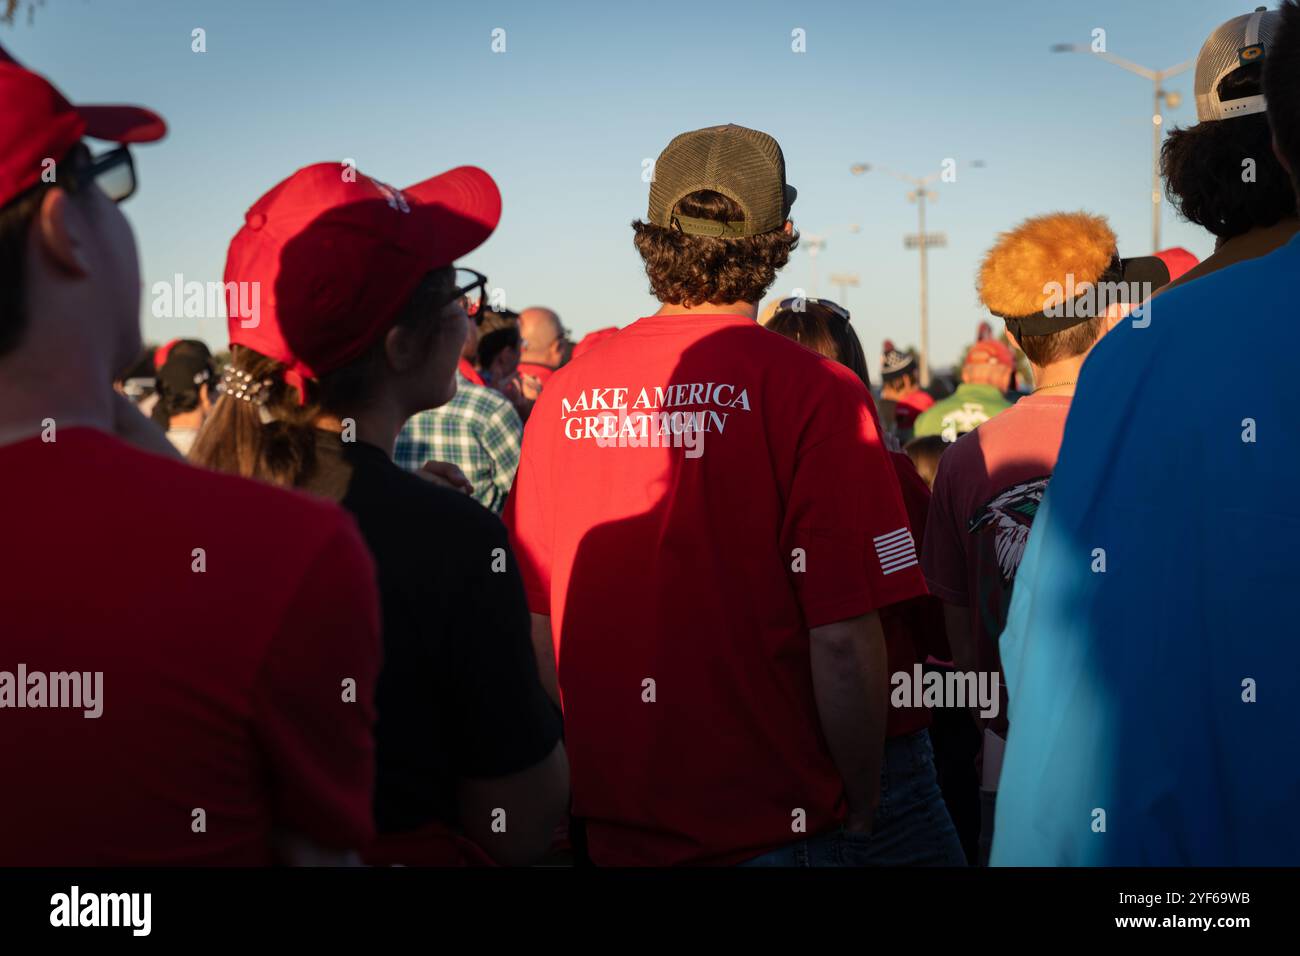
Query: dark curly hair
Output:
[[1266, 0, 1300, 192], [1161, 63, 1296, 240], [632, 190, 798, 306]]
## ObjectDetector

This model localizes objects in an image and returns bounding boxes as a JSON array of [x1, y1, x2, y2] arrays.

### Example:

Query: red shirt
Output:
[[505, 314, 927, 865], [920, 394, 1071, 734], [0, 428, 382, 865]]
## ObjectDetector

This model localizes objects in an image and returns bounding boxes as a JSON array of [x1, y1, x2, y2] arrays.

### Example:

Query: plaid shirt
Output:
[[394, 374, 523, 513]]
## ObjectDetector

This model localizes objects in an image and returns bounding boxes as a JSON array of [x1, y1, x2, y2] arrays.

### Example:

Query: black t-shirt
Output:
[[301, 430, 562, 834]]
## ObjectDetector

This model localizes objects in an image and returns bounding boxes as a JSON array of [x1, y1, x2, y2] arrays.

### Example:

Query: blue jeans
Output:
[[739, 730, 967, 866]]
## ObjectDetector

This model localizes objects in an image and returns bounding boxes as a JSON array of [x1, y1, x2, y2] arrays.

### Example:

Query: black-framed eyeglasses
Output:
[[776, 296, 851, 323], [451, 267, 489, 320], [66, 145, 137, 204]]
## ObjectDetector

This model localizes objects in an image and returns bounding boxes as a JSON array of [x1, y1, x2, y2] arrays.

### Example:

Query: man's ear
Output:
[[782, 219, 794, 235], [1003, 328, 1023, 354], [35, 188, 90, 277]]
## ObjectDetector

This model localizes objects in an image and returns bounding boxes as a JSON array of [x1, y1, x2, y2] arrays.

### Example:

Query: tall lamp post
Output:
[[828, 272, 860, 309], [1051, 43, 1191, 252], [850, 161, 981, 388], [801, 224, 860, 297]]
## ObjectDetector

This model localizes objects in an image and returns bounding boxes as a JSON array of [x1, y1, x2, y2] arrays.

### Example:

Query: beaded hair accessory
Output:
[[221, 365, 275, 405]]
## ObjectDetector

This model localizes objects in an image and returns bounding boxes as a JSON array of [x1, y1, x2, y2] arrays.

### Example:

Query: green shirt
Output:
[[913, 383, 1014, 443]]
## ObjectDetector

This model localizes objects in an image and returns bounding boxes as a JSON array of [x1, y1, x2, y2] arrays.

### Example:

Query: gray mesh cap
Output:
[[1194, 6, 1278, 122], [646, 124, 797, 237]]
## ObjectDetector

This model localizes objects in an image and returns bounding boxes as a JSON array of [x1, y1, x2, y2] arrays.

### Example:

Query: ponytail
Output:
[[188, 346, 325, 487]]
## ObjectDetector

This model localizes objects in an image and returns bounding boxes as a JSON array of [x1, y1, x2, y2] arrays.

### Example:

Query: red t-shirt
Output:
[[920, 395, 1071, 734], [0, 428, 382, 865], [505, 313, 927, 866]]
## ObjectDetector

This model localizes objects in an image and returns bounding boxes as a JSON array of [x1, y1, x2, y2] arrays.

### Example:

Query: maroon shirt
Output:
[[920, 395, 1071, 734]]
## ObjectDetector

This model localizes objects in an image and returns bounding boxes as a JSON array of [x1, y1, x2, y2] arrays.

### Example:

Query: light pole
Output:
[[850, 162, 979, 388], [801, 224, 859, 297], [1051, 43, 1191, 252], [828, 272, 860, 309]]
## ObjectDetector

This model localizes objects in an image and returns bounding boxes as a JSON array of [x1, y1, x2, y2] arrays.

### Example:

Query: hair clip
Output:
[[221, 365, 274, 406]]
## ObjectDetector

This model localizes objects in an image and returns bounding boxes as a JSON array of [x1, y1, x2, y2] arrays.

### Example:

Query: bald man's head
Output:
[[519, 307, 567, 368]]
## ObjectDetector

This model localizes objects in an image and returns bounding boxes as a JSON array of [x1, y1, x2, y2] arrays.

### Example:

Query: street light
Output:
[[850, 161, 981, 388], [801, 223, 859, 297], [828, 272, 860, 309], [1051, 42, 1192, 251]]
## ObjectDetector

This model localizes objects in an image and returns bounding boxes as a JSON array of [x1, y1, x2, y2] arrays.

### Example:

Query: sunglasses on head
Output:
[[775, 296, 851, 323]]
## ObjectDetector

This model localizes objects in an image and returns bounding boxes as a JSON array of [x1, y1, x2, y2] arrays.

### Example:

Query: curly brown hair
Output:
[[632, 190, 798, 306]]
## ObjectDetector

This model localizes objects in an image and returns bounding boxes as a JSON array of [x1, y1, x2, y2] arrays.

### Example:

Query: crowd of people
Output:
[[2, 4, 1297, 867]]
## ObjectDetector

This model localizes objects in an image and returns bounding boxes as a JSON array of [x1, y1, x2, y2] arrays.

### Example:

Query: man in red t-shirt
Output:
[[506, 125, 928, 865], [0, 52, 381, 865], [920, 211, 1189, 863]]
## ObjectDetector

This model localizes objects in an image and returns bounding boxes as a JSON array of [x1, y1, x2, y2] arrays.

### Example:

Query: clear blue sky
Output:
[[3, 0, 1248, 367]]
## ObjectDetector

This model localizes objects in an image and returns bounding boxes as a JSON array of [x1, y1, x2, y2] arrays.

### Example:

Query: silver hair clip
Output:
[[221, 365, 274, 405]]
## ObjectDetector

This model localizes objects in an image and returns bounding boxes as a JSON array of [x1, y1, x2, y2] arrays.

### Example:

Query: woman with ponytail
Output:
[[192, 162, 568, 867]]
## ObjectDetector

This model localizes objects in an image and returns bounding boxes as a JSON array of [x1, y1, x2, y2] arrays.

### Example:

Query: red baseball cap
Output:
[[153, 338, 181, 371], [0, 46, 166, 209], [964, 339, 1014, 368], [1152, 246, 1199, 283], [225, 162, 501, 386]]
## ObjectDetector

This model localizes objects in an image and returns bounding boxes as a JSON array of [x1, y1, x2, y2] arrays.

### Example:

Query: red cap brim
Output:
[[78, 104, 167, 144], [404, 165, 501, 267], [0, 43, 166, 144]]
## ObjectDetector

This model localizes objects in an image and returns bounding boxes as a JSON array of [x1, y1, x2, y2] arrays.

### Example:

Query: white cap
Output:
[[1194, 6, 1279, 121]]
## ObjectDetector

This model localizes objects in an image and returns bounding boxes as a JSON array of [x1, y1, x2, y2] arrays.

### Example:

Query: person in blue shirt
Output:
[[992, 2, 1300, 866], [995, 234, 1300, 868]]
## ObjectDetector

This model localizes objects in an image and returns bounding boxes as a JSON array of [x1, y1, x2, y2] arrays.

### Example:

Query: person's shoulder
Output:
[[457, 376, 509, 404], [749, 325, 871, 395], [105, 435, 363, 565], [938, 423, 983, 469], [126, 437, 341, 516], [458, 378, 519, 420], [1140, 237, 1298, 347], [368, 451, 507, 537]]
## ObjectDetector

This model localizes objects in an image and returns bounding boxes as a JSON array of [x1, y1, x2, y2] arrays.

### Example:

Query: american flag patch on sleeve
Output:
[[873, 527, 918, 575]]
